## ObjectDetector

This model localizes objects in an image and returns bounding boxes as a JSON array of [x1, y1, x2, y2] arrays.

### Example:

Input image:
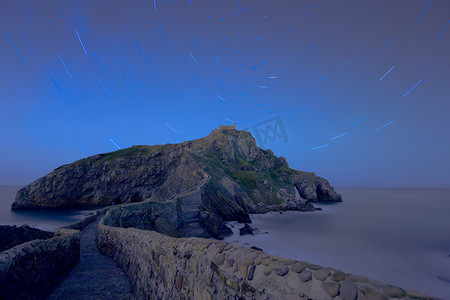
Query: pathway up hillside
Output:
[[48, 218, 134, 300]]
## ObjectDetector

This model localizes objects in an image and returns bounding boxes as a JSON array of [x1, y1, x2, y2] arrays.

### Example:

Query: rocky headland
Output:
[[12, 126, 341, 238]]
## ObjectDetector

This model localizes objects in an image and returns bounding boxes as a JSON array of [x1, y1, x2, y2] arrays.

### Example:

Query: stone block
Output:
[[322, 282, 340, 297], [291, 262, 306, 273], [298, 270, 312, 282], [340, 280, 358, 300], [313, 268, 330, 281]]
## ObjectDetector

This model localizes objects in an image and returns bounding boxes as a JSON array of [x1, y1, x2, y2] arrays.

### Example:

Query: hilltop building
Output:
[[218, 123, 236, 130]]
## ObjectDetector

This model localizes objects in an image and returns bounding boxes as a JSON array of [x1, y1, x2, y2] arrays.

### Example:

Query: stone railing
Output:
[[62, 213, 97, 230], [0, 228, 80, 300], [98, 203, 433, 300], [102, 200, 181, 237]]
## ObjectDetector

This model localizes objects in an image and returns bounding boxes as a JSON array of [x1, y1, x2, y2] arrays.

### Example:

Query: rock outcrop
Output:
[[13, 127, 341, 238], [0, 225, 53, 252], [239, 224, 256, 236]]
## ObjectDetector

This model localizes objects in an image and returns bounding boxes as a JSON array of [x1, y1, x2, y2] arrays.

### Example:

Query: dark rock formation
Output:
[[199, 211, 232, 239], [13, 127, 342, 238], [0, 225, 53, 252], [250, 246, 263, 252], [239, 224, 255, 236]]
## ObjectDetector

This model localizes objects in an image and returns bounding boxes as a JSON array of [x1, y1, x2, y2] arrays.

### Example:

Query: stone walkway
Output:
[[172, 159, 211, 237], [180, 191, 204, 236], [48, 218, 134, 300]]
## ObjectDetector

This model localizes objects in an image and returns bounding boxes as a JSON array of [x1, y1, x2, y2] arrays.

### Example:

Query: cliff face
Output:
[[13, 144, 205, 208], [196, 128, 342, 219], [13, 127, 341, 231]]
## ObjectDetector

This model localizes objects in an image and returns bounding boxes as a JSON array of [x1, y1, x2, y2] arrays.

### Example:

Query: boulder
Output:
[[250, 246, 263, 252], [239, 224, 255, 236]]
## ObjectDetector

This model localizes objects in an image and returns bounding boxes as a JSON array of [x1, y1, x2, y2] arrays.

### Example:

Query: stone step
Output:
[[181, 203, 201, 210], [183, 218, 200, 224], [182, 209, 200, 215], [182, 217, 200, 223], [180, 193, 201, 202], [181, 199, 202, 206], [181, 198, 201, 203], [181, 208, 200, 214]]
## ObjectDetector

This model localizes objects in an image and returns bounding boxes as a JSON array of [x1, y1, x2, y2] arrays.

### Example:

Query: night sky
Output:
[[1, 0, 449, 188]]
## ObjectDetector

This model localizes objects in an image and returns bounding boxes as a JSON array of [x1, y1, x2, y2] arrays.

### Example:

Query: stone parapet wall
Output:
[[0, 209, 100, 299], [102, 200, 181, 237], [98, 206, 432, 300], [63, 213, 97, 230], [0, 228, 80, 300]]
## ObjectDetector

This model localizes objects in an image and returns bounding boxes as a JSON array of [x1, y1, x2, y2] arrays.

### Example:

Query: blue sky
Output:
[[1, 0, 449, 187]]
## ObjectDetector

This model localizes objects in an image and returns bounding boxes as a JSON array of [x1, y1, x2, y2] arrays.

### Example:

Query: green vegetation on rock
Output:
[[93, 144, 170, 164]]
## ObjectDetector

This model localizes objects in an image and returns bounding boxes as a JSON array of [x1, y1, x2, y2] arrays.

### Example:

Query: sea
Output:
[[0, 186, 97, 231], [224, 188, 450, 299], [1, 186, 449, 298]]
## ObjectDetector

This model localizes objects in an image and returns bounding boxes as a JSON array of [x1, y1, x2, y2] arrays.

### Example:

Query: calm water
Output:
[[0, 186, 97, 231], [225, 188, 450, 299]]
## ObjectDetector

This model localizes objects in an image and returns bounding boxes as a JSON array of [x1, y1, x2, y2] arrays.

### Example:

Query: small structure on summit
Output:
[[218, 123, 236, 130]]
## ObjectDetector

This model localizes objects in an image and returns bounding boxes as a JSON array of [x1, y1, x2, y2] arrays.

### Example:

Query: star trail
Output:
[[379, 66, 395, 81], [403, 80, 423, 97], [376, 118, 397, 132], [0, 0, 449, 188], [58, 54, 72, 78]]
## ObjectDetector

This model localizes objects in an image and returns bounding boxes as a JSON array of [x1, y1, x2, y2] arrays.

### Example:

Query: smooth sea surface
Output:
[[0, 186, 97, 231], [225, 188, 450, 299]]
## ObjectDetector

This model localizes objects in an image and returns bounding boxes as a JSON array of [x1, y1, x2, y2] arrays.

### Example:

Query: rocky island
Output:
[[13, 125, 341, 238]]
